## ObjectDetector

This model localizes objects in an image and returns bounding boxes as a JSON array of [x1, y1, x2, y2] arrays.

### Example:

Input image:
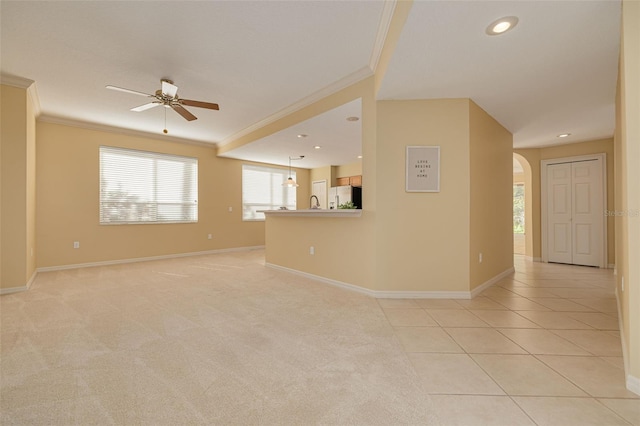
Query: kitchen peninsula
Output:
[[260, 209, 362, 218]]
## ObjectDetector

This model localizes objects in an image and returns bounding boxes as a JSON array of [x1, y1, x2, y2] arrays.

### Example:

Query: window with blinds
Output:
[[242, 164, 296, 221], [99, 146, 198, 224]]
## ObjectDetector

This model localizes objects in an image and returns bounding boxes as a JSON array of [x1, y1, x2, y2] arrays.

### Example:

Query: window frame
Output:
[[242, 164, 297, 221], [99, 145, 198, 225]]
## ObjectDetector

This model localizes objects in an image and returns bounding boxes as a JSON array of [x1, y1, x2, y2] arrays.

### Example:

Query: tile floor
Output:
[[1, 251, 638, 425]]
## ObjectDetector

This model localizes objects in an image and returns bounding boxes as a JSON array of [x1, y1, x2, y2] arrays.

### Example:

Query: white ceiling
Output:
[[1, 1, 621, 169], [221, 98, 363, 169], [378, 0, 621, 149]]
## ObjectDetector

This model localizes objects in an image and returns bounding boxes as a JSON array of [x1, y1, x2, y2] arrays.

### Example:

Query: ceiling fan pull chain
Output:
[[163, 107, 168, 134]]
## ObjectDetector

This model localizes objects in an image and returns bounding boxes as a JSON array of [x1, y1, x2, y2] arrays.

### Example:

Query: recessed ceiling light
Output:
[[357, 155, 363, 159], [297, 134, 308, 138], [557, 133, 572, 138], [346, 116, 359, 122], [314, 146, 321, 150], [486, 16, 519, 36]]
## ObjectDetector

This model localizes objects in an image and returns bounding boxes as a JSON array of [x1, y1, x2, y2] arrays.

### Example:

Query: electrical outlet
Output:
[[207, 234, 212, 240], [228, 206, 233, 212], [479, 253, 483, 263], [309, 246, 315, 255], [73, 241, 80, 249]]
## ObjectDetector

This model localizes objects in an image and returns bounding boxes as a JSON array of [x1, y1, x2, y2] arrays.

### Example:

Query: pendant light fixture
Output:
[[283, 155, 304, 187]]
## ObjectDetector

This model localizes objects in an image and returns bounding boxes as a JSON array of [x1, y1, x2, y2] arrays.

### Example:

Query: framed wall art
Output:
[[406, 146, 440, 192]]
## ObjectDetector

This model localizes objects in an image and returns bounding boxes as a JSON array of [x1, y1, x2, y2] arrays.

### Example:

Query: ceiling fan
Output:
[[106, 79, 219, 122]]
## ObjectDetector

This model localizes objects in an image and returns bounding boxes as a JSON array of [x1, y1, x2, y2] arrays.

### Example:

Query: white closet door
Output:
[[546, 159, 603, 267], [571, 160, 603, 266], [547, 163, 573, 264]]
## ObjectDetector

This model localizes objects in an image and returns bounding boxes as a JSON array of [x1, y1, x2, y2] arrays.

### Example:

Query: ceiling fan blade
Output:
[[171, 104, 197, 121], [106, 85, 153, 97], [131, 102, 161, 112], [162, 80, 178, 98], [180, 99, 220, 110]]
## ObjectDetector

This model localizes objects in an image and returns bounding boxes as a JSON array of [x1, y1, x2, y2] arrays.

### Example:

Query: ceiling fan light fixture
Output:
[[106, 79, 219, 122], [486, 16, 518, 36]]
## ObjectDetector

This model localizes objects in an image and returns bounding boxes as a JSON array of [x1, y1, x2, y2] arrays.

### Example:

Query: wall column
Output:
[[1, 78, 38, 292]]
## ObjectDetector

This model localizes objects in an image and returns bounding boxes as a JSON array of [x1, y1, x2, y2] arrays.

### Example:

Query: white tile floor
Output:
[[382, 255, 639, 426], [1, 251, 638, 425]]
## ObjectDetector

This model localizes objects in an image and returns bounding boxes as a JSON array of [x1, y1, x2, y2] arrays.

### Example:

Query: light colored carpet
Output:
[[1, 250, 637, 425], [1, 250, 440, 425]]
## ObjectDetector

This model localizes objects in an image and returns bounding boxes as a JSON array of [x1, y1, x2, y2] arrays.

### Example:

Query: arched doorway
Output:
[[513, 157, 525, 254], [513, 153, 533, 258]]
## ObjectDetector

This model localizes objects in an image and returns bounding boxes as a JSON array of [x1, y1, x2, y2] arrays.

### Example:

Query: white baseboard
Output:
[[614, 287, 640, 396], [470, 267, 516, 298], [0, 270, 38, 295], [266, 263, 378, 297], [372, 290, 472, 299], [0, 286, 28, 295], [36, 246, 265, 273], [627, 374, 640, 396], [266, 263, 515, 300]]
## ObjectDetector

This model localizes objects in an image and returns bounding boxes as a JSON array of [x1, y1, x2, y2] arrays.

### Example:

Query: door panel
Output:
[[553, 185, 570, 214], [575, 224, 592, 255], [553, 223, 571, 254], [574, 183, 591, 214], [547, 163, 573, 264], [571, 160, 602, 266]]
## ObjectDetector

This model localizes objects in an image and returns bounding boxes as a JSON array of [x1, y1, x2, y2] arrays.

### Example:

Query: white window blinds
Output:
[[99, 146, 198, 224], [242, 164, 296, 221]]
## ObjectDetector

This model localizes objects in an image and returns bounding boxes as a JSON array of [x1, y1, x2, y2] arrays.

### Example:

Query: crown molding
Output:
[[1, 74, 42, 117], [369, 0, 397, 72], [38, 115, 218, 149], [1, 73, 34, 88], [219, 65, 373, 147]]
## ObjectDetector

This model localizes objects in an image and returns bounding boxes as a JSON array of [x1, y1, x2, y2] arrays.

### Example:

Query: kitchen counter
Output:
[[259, 209, 362, 218]]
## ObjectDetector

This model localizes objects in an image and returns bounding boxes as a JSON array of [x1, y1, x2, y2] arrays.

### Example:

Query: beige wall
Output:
[[1, 83, 37, 290], [26, 85, 37, 283], [263, 77, 377, 289], [375, 99, 471, 292], [336, 160, 362, 180], [310, 166, 332, 185], [617, 0, 640, 386], [265, 215, 376, 288], [35, 121, 307, 268], [469, 101, 514, 290], [267, 97, 514, 294], [515, 138, 615, 264]]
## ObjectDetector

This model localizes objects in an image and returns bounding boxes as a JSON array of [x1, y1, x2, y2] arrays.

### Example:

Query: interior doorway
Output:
[[312, 180, 328, 209], [513, 157, 526, 255]]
